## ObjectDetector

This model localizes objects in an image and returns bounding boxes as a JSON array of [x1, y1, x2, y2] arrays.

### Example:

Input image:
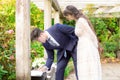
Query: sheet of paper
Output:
[[31, 70, 43, 76]]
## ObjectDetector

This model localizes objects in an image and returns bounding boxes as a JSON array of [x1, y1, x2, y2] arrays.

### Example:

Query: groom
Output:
[[31, 23, 78, 80]]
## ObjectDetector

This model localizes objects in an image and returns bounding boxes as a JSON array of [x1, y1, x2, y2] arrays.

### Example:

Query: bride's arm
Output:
[[75, 18, 86, 37]]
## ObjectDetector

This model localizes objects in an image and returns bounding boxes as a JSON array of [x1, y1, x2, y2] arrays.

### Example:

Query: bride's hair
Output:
[[63, 5, 83, 19], [63, 5, 100, 50], [63, 5, 95, 34]]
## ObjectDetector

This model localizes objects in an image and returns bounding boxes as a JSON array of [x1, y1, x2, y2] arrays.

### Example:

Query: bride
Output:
[[63, 5, 102, 80]]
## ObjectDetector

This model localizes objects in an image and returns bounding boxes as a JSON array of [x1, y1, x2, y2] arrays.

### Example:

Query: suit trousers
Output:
[[55, 45, 78, 80]]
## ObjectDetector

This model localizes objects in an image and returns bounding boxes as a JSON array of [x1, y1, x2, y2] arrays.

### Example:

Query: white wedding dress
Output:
[[75, 18, 102, 80]]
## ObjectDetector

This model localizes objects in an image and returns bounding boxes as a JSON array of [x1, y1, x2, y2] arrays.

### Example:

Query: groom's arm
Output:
[[44, 48, 54, 70], [54, 23, 75, 35]]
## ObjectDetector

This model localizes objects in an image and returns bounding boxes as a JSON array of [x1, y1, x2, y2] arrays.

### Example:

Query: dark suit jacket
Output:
[[42, 23, 78, 69]]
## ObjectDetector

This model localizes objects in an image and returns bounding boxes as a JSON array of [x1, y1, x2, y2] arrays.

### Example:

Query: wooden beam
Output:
[[16, 0, 31, 80], [92, 13, 120, 18], [44, 0, 52, 59], [92, 5, 120, 18], [52, 0, 64, 19], [31, 0, 64, 18], [52, 0, 59, 11]]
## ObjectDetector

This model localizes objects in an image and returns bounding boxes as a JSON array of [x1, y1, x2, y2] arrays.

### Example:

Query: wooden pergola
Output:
[[16, 0, 120, 80], [16, 0, 64, 80]]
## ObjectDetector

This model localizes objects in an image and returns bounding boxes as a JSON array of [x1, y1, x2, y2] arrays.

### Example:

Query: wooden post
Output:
[[60, 19, 63, 24], [16, 0, 31, 80], [118, 17, 120, 27], [44, 0, 52, 29], [116, 18, 120, 59], [54, 11, 59, 24], [44, 0, 52, 59], [54, 11, 63, 24]]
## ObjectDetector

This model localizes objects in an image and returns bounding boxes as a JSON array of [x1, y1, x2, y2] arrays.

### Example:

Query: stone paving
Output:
[[65, 63, 120, 80]]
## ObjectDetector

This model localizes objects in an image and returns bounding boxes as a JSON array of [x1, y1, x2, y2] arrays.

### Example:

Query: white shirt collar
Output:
[[44, 31, 60, 46], [45, 31, 50, 40]]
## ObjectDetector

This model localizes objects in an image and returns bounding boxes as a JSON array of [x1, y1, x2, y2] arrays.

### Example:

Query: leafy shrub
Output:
[[0, 65, 8, 80], [0, 0, 44, 79], [0, 0, 16, 79], [30, 3, 44, 30], [64, 16, 120, 58], [64, 61, 74, 78], [104, 52, 116, 58], [31, 41, 44, 61], [90, 17, 120, 58], [30, 2, 44, 61]]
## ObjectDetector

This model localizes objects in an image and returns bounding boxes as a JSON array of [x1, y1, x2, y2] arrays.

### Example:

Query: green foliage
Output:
[[85, 5, 120, 58], [30, 3, 44, 30], [63, 18, 75, 27], [0, 0, 44, 79], [90, 17, 120, 58], [0, 0, 16, 80], [32, 58, 45, 69], [0, 0, 119, 79], [64, 15, 120, 58], [85, 4, 96, 16], [104, 52, 116, 58], [0, 37, 15, 80], [0, 0, 15, 29], [64, 66, 71, 77], [31, 41, 44, 61], [64, 61, 74, 77], [30, 2, 44, 61], [0, 65, 8, 80]]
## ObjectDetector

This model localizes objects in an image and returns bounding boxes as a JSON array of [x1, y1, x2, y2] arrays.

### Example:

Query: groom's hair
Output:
[[31, 28, 43, 42]]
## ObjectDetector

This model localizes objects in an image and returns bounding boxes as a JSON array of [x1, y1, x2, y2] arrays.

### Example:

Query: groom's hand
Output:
[[38, 66, 48, 72]]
